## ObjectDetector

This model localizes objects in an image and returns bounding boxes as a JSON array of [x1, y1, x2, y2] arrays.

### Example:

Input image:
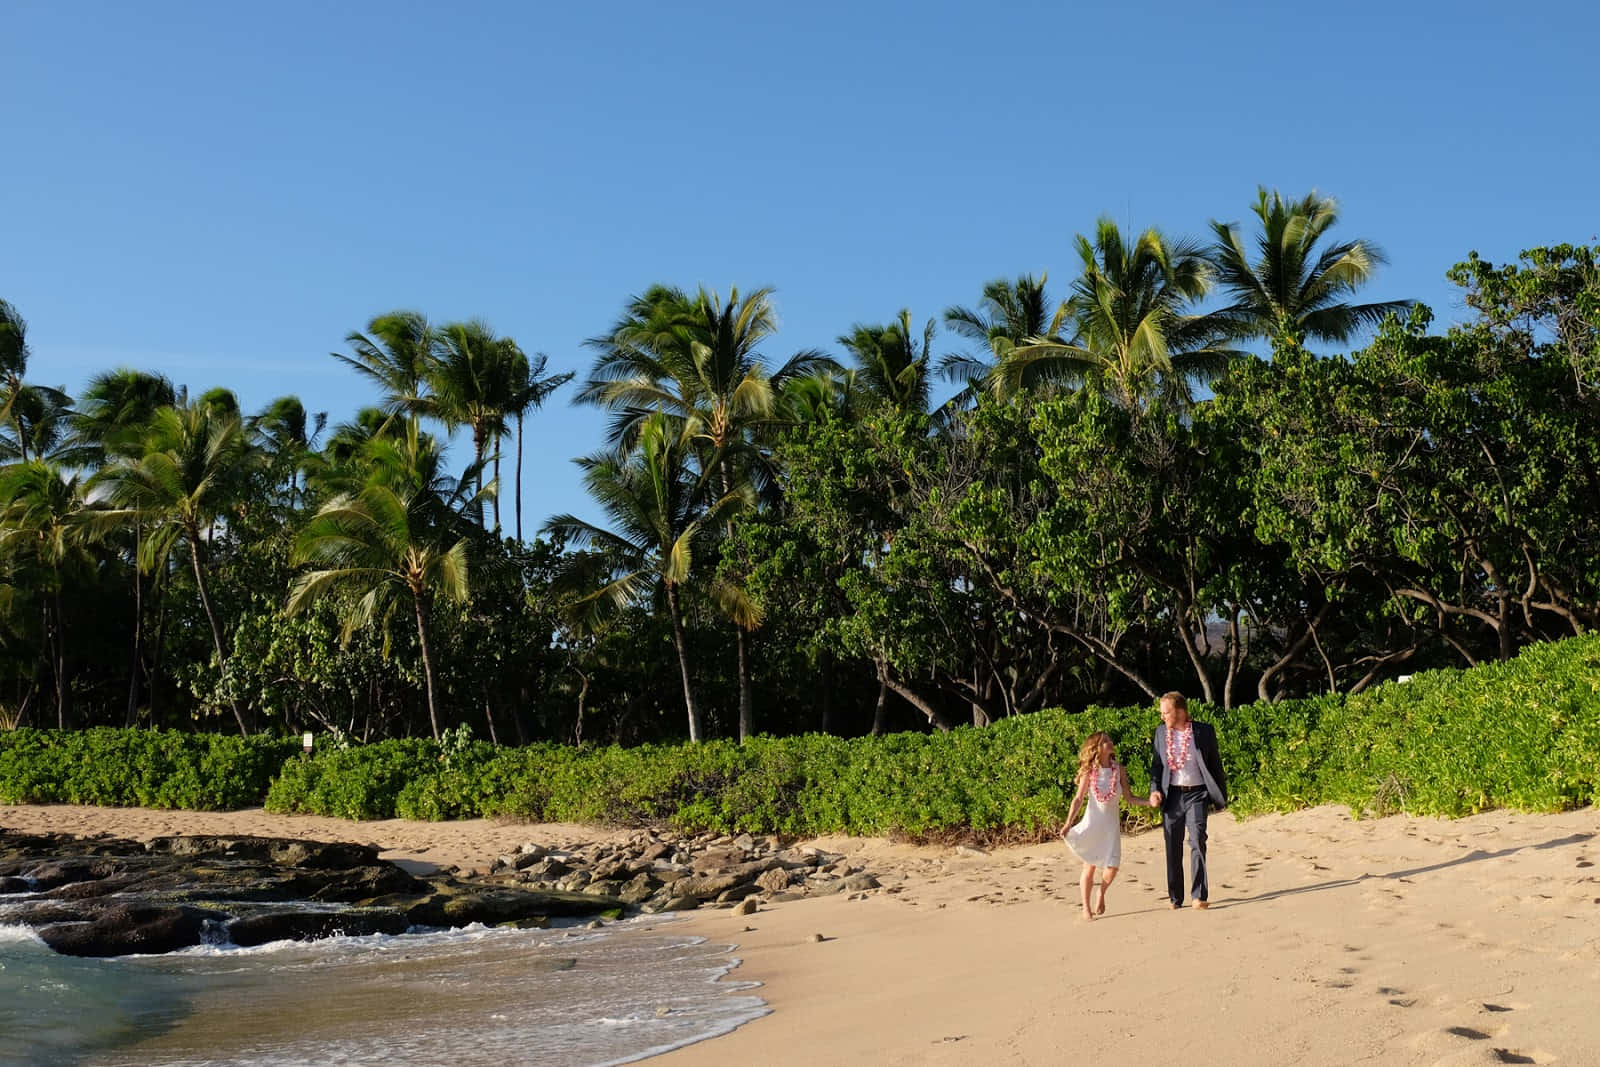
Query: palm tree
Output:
[[335, 311, 439, 418], [62, 368, 176, 723], [1208, 189, 1412, 349], [0, 300, 72, 463], [250, 395, 326, 510], [543, 412, 749, 742], [0, 461, 104, 728], [506, 349, 573, 543], [941, 274, 1073, 400], [60, 368, 177, 468], [1002, 219, 1239, 409], [580, 285, 825, 740], [92, 402, 260, 734], [288, 422, 484, 741], [429, 321, 522, 531], [836, 310, 936, 415]]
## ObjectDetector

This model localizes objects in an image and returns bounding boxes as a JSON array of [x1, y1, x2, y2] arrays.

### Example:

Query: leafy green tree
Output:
[[544, 411, 748, 742], [1209, 188, 1412, 349], [288, 421, 486, 740]]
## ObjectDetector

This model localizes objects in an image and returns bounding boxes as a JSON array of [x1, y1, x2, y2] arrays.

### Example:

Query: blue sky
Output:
[[5, 0, 1596, 533]]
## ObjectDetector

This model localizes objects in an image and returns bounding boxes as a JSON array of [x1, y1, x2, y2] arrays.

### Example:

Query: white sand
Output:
[[5, 803, 1597, 1065]]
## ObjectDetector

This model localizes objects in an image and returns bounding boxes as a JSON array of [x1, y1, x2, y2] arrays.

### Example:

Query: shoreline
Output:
[[5, 803, 1598, 1064]]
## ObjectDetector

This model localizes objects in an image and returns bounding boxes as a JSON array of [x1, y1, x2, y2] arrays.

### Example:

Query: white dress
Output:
[[1065, 765, 1122, 867]]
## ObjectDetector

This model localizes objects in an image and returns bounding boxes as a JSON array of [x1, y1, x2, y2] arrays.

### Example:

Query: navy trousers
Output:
[[1162, 787, 1209, 905]]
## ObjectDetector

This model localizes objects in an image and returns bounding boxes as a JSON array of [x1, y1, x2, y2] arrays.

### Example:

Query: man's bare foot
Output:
[[1169, 901, 1181, 909], [1192, 900, 1209, 910]]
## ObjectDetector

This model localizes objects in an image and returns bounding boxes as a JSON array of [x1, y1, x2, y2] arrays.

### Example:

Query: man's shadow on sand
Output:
[[1201, 830, 1596, 910]]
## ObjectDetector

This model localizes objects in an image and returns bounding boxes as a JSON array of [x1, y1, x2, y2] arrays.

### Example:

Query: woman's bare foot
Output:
[[1081, 905, 1095, 920], [1095, 884, 1108, 915]]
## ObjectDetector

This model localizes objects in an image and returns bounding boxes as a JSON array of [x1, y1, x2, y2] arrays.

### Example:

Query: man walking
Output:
[[1147, 692, 1227, 909]]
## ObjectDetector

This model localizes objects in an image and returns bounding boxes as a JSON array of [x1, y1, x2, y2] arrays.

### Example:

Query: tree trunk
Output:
[[125, 528, 144, 727], [736, 625, 753, 742], [189, 537, 247, 735], [665, 584, 703, 742], [515, 411, 525, 543], [482, 691, 499, 745], [492, 446, 503, 534], [51, 583, 71, 730], [871, 661, 890, 736], [412, 591, 442, 741]]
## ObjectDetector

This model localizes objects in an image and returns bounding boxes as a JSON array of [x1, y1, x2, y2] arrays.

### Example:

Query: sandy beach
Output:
[[4, 802, 1597, 1066]]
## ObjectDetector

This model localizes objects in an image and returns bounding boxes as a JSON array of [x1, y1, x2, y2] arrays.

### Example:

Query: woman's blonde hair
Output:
[[1077, 731, 1115, 781]]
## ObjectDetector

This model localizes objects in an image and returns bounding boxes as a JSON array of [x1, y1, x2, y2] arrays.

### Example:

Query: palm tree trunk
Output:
[[412, 591, 442, 741], [189, 535, 248, 736], [665, 584, 703, 742], [514, 411, 525, 543], [492, 448, 502, 535], [125, 528, 144, 727], [51, 581, 71, 730]]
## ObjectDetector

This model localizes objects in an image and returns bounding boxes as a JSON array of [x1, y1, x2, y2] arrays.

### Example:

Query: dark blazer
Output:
[[1149, 720, 1228, 810]]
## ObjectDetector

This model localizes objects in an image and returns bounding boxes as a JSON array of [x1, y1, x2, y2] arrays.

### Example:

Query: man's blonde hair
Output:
[[1160, 691, 1187, 710]]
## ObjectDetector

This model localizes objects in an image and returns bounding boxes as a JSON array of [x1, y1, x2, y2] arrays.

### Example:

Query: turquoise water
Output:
[[0, 920, 766, 1067]]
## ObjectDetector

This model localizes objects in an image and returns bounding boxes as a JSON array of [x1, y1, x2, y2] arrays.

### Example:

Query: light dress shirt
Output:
[[1167, 725, 1204, 787]]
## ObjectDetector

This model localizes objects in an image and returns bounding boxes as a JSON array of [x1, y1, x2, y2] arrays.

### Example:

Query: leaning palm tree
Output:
[[0, 461, 104, 728], [92, 402, 260, 734], [1002, 220, 1239, 409], [543, 412, 749, 743], [941, 274, 1073, 400], [288, 421, 486, 741], [837, 310, 936, 414], [1208, 188, 1412, 349]]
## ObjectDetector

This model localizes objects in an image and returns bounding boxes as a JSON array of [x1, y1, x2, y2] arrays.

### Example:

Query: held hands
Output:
[[1148, 792, 1162, 809]]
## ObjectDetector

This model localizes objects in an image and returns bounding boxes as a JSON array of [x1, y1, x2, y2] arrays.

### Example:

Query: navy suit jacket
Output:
[[1149, 720, 1228, 811]]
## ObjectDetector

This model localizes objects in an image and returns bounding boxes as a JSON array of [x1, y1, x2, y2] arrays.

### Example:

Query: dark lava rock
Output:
[[0, 828, 618, 958], [228, 907, 410, 947], [35, 903, 219, 957]]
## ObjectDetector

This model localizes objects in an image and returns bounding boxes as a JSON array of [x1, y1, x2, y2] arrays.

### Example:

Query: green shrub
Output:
[[5, 635, 1599, 833], [0, 728, 296, 810]]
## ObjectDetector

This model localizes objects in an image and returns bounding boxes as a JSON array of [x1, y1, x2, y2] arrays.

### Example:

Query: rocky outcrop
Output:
[[0, 830, 619, 958], [0, 825, 892, 958], [483, 829, 888, 915]]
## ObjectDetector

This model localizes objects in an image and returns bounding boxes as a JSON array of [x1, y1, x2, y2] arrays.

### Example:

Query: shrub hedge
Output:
[[5, 635, 1598, 831]]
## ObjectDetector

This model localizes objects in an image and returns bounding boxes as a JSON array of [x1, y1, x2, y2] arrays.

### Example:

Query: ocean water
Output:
[[0, 919, 767, 1067]]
